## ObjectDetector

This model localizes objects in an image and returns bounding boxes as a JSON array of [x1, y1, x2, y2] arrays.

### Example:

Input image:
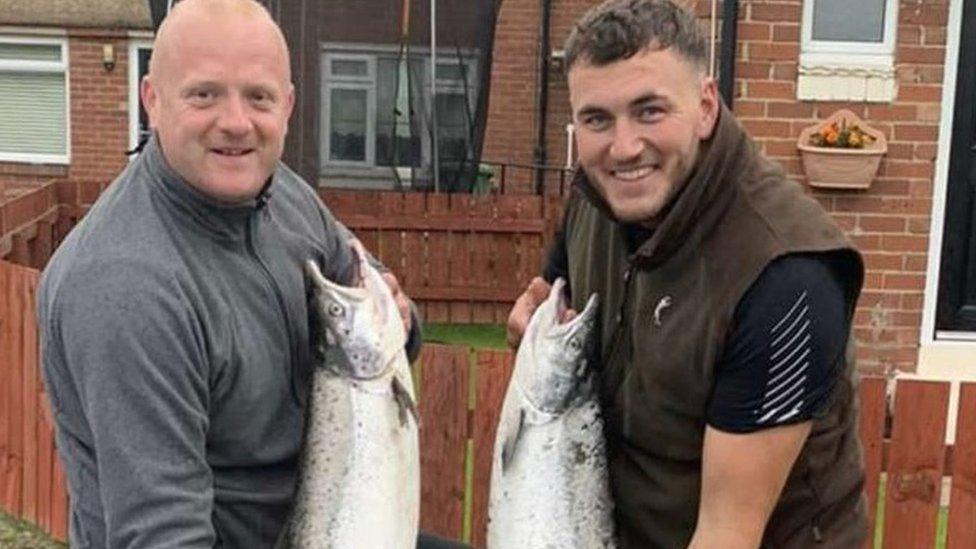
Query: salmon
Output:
[[487, 279, 615, 548], [278, 242, 419, 548]]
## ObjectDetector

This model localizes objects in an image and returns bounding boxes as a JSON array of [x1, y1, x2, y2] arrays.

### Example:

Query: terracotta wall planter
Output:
[[797, 109, 887, 190]]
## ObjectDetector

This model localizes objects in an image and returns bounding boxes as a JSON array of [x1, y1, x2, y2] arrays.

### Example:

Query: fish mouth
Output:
[[305, 258, 368, 305], [546, 278, 599, 336]]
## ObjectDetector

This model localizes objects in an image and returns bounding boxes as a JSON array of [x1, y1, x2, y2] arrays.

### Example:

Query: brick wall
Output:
[[0, 29, 130, 216], [733, 0, 948, 373], [484, 0, 950, 373]]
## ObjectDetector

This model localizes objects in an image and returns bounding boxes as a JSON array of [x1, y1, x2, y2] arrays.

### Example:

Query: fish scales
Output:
[[487, 279, 616, 549], [279, 242, 419, 549]]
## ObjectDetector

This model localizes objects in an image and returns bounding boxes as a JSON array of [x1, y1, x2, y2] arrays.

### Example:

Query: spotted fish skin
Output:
[[487, 279, 616, 549], [278, 242, 419, 549]]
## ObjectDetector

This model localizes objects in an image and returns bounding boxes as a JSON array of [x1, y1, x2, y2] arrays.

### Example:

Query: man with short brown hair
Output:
[[508, 1, 869, 547]]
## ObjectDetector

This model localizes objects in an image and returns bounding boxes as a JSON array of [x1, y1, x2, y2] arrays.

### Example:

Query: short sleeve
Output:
[[706, 254, 851, 433]]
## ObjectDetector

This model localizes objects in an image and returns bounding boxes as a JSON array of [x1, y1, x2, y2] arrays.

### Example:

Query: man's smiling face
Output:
[[141, 1, 295, 203], [568, 45, 718, 225]]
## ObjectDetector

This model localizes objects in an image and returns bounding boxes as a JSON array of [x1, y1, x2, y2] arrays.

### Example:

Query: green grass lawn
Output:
[[422, 323, 509, 349], [0, 511, 66, 549]]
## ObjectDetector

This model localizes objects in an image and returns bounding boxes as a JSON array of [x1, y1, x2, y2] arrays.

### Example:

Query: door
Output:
[[936, 0, 976, 332]]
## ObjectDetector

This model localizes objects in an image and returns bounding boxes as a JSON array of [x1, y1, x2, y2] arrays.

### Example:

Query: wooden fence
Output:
[[0, 260, 69, 541], [1, 184, 563, 325], [320, 189, 563, 325], [0, 182, 80, 271]]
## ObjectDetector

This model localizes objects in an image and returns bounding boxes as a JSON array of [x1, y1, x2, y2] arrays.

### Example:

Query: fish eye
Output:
[[327, 303, 344, 317], [568, 336, 582, 351]]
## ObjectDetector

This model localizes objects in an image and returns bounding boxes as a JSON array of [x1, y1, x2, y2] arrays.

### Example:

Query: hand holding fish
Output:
[[506, 277, 577, 349], [381, 271, 412, 337], [489, 280, 616, 549]]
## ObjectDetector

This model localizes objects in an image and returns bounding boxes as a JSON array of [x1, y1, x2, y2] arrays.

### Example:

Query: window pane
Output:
[[376, 58, 421, 167], [329, 88, 367, 162], [436, 63, 467, 83], [0, 42, 61, 62], [332, 59, 367, 77], [0, 71, 67, 156], [137, 48, 153, 145], [812, 0, 886, 42], [436, 93, 470, 161]]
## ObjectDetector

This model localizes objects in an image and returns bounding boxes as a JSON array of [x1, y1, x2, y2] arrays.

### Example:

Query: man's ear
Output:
[[140, 76, 158, 128], [697, 76, 720, 140], [284, 83, 296, 122]]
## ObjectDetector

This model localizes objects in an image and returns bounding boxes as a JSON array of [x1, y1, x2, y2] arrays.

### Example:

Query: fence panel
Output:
[[883, 380, 950, 548], [1, 262, 26, 516], [858, 376, 887, 547], [320, 190, 555, 325], [425, 194, 451, 323], [470, 350, 515, 549], [0, 260, 67, 541], [947, 382, 976, 548], [0, 262, 13, 514], [418, 344, 470, 540]]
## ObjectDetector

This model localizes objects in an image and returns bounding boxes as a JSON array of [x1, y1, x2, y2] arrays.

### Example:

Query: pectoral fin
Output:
[[392, 375, 420, 428], [500, 408, 525, 473]]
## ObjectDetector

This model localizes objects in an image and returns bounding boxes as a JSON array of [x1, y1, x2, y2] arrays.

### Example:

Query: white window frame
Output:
[[320, 43, 480, 180], [922, 0, 975, 349], [798, 0, 899, 102], [128, 38, 152, 155], [801, 0, 898, 58], [0, 35, 70, 164], [321, 52, 376, 167]]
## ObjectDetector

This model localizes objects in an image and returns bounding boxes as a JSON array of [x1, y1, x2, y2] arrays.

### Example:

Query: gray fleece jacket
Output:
[[37, 135, 419, 548]]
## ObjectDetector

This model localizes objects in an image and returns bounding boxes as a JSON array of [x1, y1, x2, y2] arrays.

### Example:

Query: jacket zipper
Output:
[[245, 206, 298, 400], [600, 262, 637, 399]]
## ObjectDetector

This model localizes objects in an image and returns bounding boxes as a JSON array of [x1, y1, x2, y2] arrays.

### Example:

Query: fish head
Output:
[[516, 278, 599, 414], [305, 242, 397, 380]]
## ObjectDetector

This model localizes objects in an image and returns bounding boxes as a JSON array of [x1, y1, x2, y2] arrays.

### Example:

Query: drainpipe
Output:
[[719, 0, 739, 108], [533, 0, 552, 195]]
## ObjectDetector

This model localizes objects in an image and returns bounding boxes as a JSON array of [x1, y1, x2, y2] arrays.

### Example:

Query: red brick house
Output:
[[1, 0, 973, 389]]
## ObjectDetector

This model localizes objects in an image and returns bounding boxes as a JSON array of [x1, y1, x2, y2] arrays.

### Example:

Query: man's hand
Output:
[[382, 272, 412, 337], [506, 277, 576, 349]]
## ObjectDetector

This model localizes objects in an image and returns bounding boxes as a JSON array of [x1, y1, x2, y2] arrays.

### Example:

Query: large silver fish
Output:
[[278, 242, 420, 548], [487, 279, 615, 548]]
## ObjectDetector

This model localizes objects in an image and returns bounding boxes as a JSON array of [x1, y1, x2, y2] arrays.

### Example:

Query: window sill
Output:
[[797, 53, 896, 102], [916, 341, 976, 378], [320, 164, 424, 190], [0, 161, 68, 177]]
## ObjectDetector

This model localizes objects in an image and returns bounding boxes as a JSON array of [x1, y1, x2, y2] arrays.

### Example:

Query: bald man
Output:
[[36, 1, 433, 547]]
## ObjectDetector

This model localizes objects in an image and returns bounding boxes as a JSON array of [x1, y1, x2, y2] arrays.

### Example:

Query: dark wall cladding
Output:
[[320, 0, 489, 48]]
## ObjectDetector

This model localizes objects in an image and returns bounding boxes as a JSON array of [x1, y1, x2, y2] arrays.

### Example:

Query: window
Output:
[[128, 41, 152, 153], [323, 54, 375, 165], [798, 0, 898, 102], [320, 46, 478, 187], [0, 37, 69, 163]]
